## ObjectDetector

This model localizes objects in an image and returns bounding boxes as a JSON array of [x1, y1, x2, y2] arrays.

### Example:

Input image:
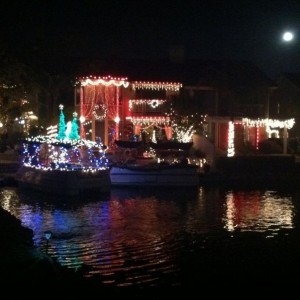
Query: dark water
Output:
[[1, 185, 300, 290]]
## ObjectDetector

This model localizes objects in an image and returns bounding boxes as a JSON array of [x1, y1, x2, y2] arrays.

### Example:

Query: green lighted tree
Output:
[[57, 104, 66, 140], [69, 112, 80, 140]]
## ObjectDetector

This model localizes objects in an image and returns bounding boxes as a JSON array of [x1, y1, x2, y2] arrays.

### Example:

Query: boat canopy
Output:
[[149, 141, 193, 150], [114, 140, 144, 148]]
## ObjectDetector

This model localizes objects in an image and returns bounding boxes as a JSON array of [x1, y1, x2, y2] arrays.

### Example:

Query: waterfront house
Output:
[[74, 59, 295, 167]]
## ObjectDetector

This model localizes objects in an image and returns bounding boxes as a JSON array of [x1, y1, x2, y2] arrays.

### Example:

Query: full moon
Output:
[[282, 31, 294, 42]]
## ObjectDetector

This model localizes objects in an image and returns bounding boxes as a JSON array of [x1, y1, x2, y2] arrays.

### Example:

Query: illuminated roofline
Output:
[[78, 75, 129, 88], [242, 118, 295, 129], [132, 81, 182, 91]]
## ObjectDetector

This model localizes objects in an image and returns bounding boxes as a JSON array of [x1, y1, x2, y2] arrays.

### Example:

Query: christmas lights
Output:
[[172, 124, 195, 143], [21, 136, 109, 172], [78, 75, 129, 88], [227, 121, 235, 157], [132, 81, 182, 91], [242, 118, 295, 139], [57, 104, 67, 140], [92, 104, 107, 120], [242, 118, 295, 129], [21, 104, 109, 173], [129, 99, 166, 110], [130, 116, 170, 125]]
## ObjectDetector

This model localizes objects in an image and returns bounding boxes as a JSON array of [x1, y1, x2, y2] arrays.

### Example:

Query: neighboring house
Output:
[[270, 72, 300, 138], [169, 59, 283, 160]]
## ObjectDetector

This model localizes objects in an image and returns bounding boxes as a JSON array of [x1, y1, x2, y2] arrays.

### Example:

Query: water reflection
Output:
[[223, 190, 294, 232], [0, 186, 297, 288]]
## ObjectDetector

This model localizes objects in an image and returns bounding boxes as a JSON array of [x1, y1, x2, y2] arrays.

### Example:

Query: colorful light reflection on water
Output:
[[0, 186, 298, 288], [223, 190, 294, 233]]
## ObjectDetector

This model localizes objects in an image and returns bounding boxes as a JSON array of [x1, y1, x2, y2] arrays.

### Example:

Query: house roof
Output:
[[279, 72, 300, 89], [76, 58, 276, 88]]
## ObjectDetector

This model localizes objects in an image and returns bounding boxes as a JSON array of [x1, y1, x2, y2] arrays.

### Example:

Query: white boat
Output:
[[15, 136, 111, 196], [110, 140, 200, 187], [110, 162, 199, 187]]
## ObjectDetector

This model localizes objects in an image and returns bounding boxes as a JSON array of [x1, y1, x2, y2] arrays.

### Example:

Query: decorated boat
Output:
[[15, 106, 111, 196], [110, 140, 199, 187]]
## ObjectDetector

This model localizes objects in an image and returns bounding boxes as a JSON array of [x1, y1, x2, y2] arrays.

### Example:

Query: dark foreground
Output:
[[1, 204, 300, 298], [1, 155, 300, 297]]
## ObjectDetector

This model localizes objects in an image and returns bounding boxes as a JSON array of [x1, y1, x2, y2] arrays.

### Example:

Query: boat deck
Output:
[[110, 162, 199, 187]]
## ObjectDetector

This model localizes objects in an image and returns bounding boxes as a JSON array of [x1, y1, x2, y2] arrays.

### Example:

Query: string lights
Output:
[[242, 118, 295, 129], [130, 116, 170, 126], [132, 81, 182, 91], [21, 104, 110, 173], [22, 136, 109, 172], [242, 118, 295, 138], [78, 75, 129, 88], [129, 99, 166, 110], [227, 121, 235, 157], [92, 103, 107, 120]]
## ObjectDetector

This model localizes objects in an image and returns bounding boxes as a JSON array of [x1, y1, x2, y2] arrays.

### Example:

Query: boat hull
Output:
[[110, 164, 199, 187], [16, 166, 111, 196]]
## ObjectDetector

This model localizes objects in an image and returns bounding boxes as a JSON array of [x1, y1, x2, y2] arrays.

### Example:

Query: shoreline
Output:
[[0, 206, 80, 285], [0, 206, 126, 294], [2, 168, 300, 190]]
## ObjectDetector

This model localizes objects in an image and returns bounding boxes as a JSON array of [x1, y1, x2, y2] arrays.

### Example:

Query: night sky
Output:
[[1, 0, 300, 78]]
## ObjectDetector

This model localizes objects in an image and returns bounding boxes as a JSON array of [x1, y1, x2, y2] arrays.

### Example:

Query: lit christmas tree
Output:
[[57, 104, 67, 140], [69, 112, 80, 140]]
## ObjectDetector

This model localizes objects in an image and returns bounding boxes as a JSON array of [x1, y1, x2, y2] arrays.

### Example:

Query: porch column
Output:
[[283, 125, 288, 155], [80, 86, 85, 139], [104, 116, 108, 146], [92, 115, 96, 141]]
